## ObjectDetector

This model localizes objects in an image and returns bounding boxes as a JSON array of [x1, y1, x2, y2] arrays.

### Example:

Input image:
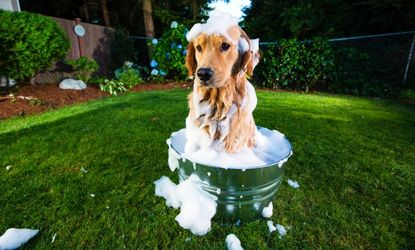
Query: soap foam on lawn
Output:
[[287, 179, 300, 188], [261, 202, 273, 218], [0, 228, 39, 249], [154, 175, 217, 236], [226, 234, 244, 250]]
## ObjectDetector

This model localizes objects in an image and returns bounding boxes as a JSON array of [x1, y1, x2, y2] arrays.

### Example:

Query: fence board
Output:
[[36, 16, 113, 83]]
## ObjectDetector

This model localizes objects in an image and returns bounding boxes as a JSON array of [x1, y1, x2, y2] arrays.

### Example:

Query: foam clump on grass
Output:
[[154, 176, 180, 208], [0, 228, 39, 249], [267, 220, 277, 232], [154, 175, 217, 236], [266, 221, 288, 238], [261, 202, 273, 218], [287, 179, 300, 188], [276, 224, 287, 238], [225, 234, 244, 250]]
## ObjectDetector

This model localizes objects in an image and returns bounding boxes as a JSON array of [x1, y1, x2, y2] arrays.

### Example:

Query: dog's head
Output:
[[185, 25, 259, 88]]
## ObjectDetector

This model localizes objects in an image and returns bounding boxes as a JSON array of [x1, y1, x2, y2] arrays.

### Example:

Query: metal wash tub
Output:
[[169, 127, 293, 223]]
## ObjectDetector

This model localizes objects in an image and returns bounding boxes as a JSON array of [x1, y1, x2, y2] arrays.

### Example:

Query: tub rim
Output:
[[170, 126, 293, 170]]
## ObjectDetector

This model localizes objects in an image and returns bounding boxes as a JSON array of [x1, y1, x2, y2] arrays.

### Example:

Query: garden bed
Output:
[[0, 82, 190, 120]]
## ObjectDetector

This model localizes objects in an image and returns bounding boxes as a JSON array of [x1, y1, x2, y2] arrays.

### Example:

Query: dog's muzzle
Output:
[[197, 68, 214, 82]]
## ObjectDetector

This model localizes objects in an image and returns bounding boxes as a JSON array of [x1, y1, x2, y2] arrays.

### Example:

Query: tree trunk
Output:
[[142, 0, 155, 58], [80, 0, 90, 22], [192, 0, 197, 21], [101, 0, 111, 26]]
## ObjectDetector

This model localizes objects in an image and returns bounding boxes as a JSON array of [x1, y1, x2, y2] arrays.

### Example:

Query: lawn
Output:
[[1, 89, 414, 249]]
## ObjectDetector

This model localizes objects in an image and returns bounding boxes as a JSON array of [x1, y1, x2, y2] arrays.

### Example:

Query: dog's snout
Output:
[[197, 68, 214, 81]]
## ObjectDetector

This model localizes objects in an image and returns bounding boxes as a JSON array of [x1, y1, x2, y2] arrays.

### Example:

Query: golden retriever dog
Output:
[[184, 24, 260, 154]]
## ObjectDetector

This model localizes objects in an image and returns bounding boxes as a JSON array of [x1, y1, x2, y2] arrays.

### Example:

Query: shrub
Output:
[[66, 56, 99, 83], [255, 38, 335, 92], [114, 61, 144, 88], [0, 10, 69, 81], [254, 45, 280, 89], [149, 21, 188, 81], [99, 79, 127, 96]]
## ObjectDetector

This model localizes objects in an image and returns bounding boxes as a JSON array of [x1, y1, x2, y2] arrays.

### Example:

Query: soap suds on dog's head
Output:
[[186, 11, 239, 44]]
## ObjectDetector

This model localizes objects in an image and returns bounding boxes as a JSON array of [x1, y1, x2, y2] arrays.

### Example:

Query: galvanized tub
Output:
[[169, 127, 292, 223]]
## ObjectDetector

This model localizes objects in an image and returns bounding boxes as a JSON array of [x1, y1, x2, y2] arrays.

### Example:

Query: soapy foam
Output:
[[172, 126, 291, 169], [261, 202, 273, 218], [287, 179, 300, 188], [154, 176, 181, 208], [167, 137, 181, 171], [154, 175, 217, 236], [0, 228, 39, 249], [267, 220, 277, 233], [276, 224, 287, 239], [226, 234, 244, 250], [186, 11, 239, 44]]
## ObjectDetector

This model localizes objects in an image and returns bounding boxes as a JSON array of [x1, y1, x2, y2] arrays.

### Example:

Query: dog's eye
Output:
[[196, 45, 202, 52], [220, 42, 230, 51]]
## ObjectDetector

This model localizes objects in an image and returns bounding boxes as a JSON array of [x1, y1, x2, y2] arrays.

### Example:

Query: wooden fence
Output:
[[36, 16, 113, 83]]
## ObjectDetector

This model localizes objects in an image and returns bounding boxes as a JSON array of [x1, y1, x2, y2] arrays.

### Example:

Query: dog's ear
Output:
[[235, 29, 254, 77], [185, 41, 197, 78]]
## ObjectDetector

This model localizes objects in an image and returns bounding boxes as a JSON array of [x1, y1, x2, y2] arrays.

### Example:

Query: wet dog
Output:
[[184, 22, 260, 154]]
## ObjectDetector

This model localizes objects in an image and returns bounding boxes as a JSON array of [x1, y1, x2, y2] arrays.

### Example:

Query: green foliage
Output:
[[244, 0, 415, 40], [88, 77, 107, 86], [256, 38, 335, 92], [99, 79, 127, 96], [254, 45, 279, 89], [149, 22, 188, 81], [0, 10, 69, 81], [114, 61, 144, 88], [280, 2, 325, 38], [66, 56, 99, 83]]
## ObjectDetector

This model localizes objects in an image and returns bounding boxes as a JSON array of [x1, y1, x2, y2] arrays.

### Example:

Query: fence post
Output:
[[75, 18, 86, 58], [403, 34, 415, 84]]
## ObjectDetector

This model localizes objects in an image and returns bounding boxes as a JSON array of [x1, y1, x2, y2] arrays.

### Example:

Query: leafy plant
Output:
[[99, 79, 127, 96], [114, 61, 144, 88], [66, 56, 99, 83], [255, 38, 335, 92], [149, 21, 188, 81], [0, 10, 69, 81], [255, 45, 280, 89]]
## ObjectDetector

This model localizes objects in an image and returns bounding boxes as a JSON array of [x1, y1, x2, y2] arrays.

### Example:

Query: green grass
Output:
[[1, 89, 414, 249]]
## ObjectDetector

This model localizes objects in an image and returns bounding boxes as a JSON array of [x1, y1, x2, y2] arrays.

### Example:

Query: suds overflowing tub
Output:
[[153, 11, 293, 241]]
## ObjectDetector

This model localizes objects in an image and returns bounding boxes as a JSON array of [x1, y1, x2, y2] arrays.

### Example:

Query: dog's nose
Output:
[[197, 68, 214, 81]]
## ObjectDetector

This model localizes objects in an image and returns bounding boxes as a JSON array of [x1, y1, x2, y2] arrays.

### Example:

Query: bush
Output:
[[254, 45, 279, 89], [148, 21, 188, 81], [114, 61, 145, 88], [255, 38, 335, 92], [66, 56, 99, 83], [0, 10, 69, 81]]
